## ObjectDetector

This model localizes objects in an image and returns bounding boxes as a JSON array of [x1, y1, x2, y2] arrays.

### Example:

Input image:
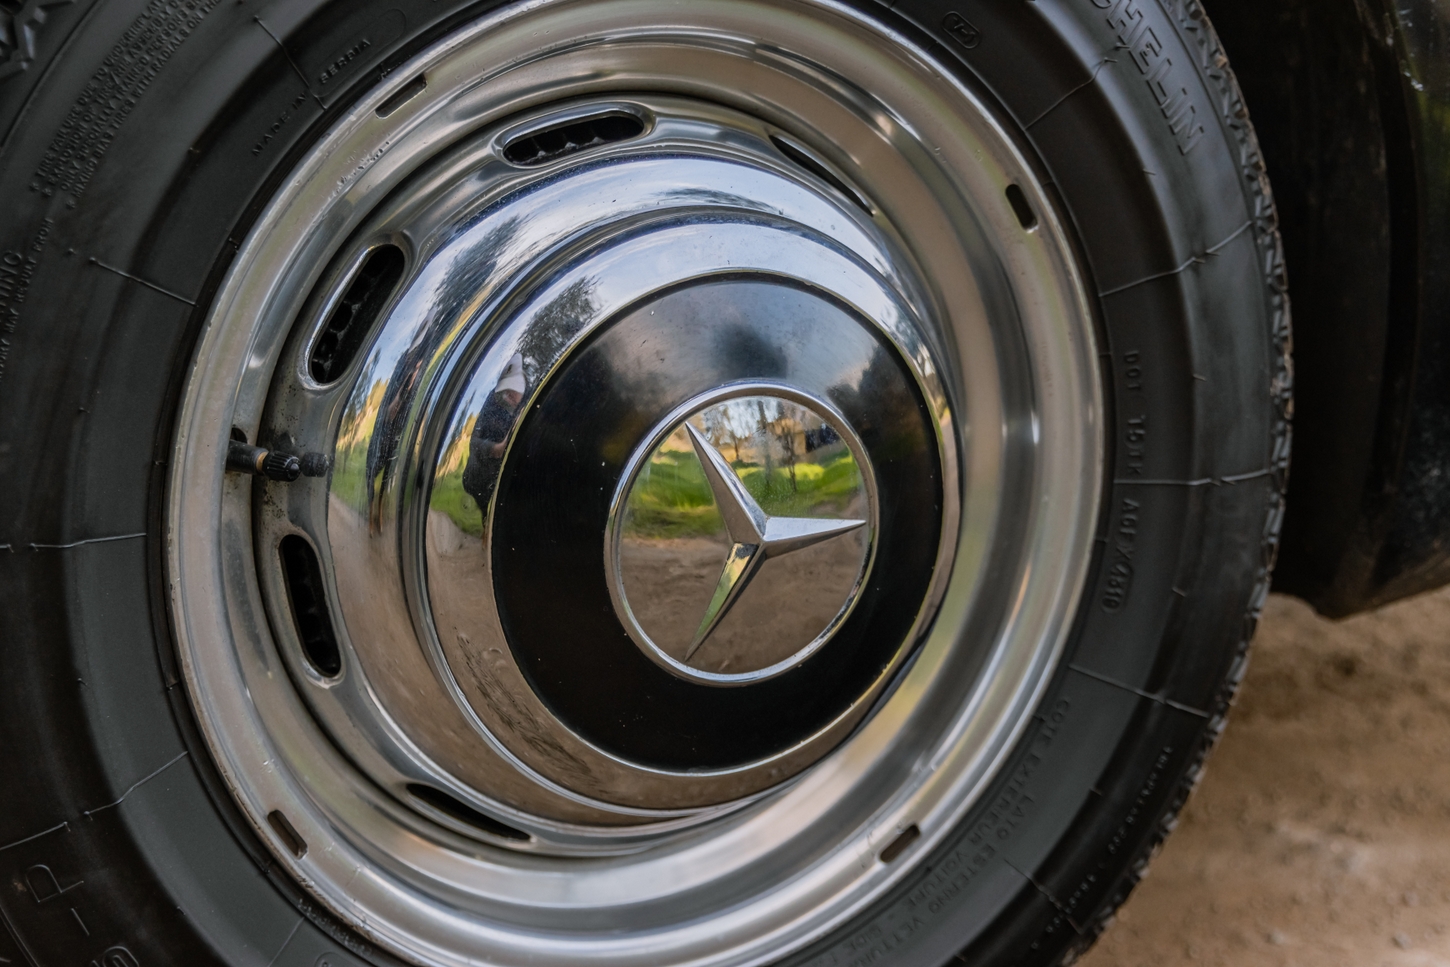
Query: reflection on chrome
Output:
[[612, 394, 873, 684], [430, 350, 530, 541]]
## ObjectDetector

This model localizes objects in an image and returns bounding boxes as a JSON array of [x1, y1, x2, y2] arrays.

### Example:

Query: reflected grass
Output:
[[331, 441, 370, 516], [627, 447, 863, 540], [432, 475, 483, 537], [334, 439, 484, 539]]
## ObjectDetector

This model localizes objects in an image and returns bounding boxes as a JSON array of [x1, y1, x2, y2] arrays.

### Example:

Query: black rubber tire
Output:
[[0, 1, 1288, 965]]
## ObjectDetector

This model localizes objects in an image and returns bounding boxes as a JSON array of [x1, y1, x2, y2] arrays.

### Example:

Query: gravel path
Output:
[[1079, 590, 1450, 967]]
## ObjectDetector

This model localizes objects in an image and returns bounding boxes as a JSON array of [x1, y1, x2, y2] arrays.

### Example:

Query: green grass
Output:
[[431, 475, 483, 537], [625, 449, 863, 539], [333, 443, 484, 539], [330, 442, 371, 516], [333, 441, 863, 543]]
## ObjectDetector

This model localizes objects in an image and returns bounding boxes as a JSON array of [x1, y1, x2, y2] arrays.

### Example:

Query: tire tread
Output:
[[1058, 1, 1292, 960]]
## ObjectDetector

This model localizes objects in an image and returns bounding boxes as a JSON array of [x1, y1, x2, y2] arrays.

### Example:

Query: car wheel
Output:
[[0, 1, 1288, 965]]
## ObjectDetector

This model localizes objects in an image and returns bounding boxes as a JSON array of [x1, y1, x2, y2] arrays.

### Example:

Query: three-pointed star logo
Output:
[[682, 423, 867, 662]]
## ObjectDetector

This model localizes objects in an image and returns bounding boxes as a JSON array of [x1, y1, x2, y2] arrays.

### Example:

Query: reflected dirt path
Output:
[[621, 534, 866, 673]]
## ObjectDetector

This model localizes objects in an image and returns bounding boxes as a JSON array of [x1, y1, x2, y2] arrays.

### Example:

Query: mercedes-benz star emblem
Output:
[[681, 423, 866, 659], [607, 389, 877, 686]]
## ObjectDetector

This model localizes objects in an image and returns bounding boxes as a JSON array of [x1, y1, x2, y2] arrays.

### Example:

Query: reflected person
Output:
[[462, 353, 526, 510]]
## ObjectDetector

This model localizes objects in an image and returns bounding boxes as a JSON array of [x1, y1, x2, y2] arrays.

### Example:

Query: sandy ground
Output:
[[1079, 589, 1450, 967]]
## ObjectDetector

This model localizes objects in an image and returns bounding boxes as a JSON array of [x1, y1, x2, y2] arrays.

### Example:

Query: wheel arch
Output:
[[1207, 0, 1450, 616]]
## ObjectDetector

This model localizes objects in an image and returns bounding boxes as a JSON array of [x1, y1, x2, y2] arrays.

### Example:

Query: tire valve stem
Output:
[[226, 441, 331, 482]]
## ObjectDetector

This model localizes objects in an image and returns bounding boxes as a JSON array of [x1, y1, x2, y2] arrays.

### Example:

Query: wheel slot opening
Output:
[[279, 535, 342, 678], [1005, 184, 1039, 232], [376, 74, 426, 118], [770, 134, 873, 214], [879, 824, 920, 864], [267, 810, 308, 858], [502, 112, 645, 167], [406, 784, 532, 842], [309, 244, 405, 384]]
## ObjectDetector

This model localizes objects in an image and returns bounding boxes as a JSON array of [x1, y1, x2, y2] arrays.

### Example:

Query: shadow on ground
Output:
[[1079, 591, 1450, 967]]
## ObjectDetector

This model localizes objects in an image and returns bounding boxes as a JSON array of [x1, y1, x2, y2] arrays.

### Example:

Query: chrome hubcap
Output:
[[168, 1, 1104, 964]]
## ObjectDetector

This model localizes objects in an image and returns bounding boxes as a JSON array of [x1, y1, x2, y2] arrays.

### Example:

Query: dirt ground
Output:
[[1079, 589, 1450, 967]]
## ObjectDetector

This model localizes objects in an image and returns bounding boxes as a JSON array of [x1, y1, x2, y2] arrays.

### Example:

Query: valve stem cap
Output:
[[299, 452, 332, 478], [262, 451, 302, 482]]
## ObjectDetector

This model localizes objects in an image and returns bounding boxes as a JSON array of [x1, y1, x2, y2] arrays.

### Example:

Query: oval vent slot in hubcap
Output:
[[279, 534, 342, 678], [308, 244, 406, 384], [502, 111, 645, 166]]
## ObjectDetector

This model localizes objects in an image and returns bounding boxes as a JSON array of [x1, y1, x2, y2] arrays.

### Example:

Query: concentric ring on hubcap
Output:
[[167, 2, 1104, 964]]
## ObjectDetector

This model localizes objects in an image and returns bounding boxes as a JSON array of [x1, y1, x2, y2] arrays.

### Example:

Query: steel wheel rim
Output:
[[167, 1, 1104, 964]]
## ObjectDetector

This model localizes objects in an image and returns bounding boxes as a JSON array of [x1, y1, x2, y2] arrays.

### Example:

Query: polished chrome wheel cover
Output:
[[168, 2, 1103, 964]]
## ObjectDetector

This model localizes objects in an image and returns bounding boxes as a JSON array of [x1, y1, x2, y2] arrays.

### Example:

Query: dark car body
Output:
[[1211, 0, 1450, 616]]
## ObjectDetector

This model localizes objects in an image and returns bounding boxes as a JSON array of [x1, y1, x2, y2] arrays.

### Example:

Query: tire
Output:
[[0, 1, 1288, 965]]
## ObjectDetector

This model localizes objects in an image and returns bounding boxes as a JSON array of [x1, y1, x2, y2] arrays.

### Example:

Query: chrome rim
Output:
[[168, 1, 1103, 964]]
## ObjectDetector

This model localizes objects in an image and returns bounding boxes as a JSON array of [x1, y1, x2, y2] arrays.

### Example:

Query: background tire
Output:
[[0, 1, 1287, 965]]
